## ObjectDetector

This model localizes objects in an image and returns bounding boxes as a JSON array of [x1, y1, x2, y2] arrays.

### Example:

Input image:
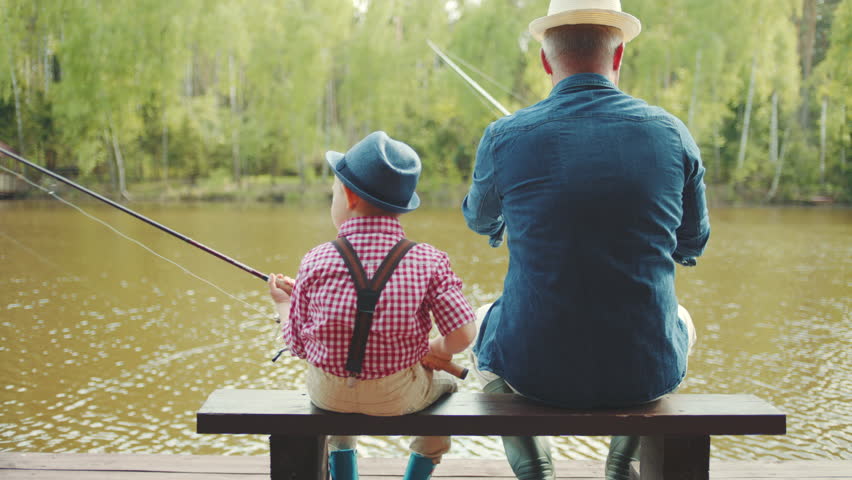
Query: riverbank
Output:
[[1, 172, 848, 208], [3, 452, 850, 479]]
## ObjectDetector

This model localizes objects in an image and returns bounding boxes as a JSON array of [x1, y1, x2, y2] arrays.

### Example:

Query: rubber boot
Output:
[[403, 452, 436, 480], [604, 435, 640, 480], [484, 378, 555, 480], [328, 449, 358, 480]]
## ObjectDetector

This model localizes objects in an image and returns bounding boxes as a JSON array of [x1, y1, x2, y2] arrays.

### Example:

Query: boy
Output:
[[268, 131, 476, 480]]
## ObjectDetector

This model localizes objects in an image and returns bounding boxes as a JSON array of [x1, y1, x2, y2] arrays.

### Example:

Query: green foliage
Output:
[[0, 0, 848, 203]]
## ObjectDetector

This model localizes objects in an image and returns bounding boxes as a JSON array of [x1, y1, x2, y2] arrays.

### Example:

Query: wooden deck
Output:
[[1, 453, 850, 479], [0, 172, 25, 198]]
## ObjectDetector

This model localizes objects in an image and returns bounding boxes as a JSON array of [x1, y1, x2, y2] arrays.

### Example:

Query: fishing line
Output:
[[443, 48, 530, 105], [428, 40, 511, 117], [460, 79, 506, 119], [0, 231, 63, 269], [137, 338, 265, 370], [0, 163, 270, 318]]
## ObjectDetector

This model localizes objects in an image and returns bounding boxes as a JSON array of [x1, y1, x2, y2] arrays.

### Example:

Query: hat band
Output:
[[337, 160, 410, 207], [548, 0, 623, 15]]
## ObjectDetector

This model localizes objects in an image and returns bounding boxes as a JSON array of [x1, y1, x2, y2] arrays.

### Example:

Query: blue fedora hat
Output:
[[326, 131, 421, 213]]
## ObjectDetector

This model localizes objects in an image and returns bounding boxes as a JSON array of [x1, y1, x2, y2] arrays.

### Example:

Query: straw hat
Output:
[[529, 0, 641, 43]]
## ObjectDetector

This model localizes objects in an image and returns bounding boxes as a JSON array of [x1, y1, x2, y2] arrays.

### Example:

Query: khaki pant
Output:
[[306, 363, 457, 462], [468, 304, 698, 480]]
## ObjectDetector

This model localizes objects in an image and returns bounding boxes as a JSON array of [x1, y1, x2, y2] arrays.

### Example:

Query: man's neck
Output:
[[552, 69, 617, 86]]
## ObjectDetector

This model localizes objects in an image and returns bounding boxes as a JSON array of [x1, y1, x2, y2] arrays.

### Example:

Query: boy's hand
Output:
[[421, 351, 452, 371], [421, 350, 469, 380], [268, 273, 295, 304], [422, 337, 453, 370]]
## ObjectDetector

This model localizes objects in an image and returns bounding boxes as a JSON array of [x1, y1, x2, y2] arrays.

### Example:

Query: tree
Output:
[[812, 0, 851, 198], [0, 0, 847, 203]]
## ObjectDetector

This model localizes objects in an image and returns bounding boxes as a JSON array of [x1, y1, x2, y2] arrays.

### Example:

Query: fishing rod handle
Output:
[[423, 353, 469, 380]]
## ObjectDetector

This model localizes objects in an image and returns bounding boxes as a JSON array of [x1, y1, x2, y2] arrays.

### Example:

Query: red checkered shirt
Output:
[[283, 216, 475, 379]]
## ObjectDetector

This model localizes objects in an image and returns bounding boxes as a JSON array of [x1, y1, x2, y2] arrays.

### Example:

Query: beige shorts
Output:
[[306, 363, 457, 461], [306, 363, 457, 415]]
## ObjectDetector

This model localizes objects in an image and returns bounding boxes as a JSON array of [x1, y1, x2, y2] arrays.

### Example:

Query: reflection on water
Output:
[[1, 201, 849, 460]]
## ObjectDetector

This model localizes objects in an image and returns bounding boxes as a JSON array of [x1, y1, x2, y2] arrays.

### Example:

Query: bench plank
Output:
[[197, 390, 786, 437]]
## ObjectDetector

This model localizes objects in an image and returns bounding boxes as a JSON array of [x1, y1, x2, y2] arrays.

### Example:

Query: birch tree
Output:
[[736, 55, 758, 172], [812, 0, 850, 193], [8, 51, 25, 157], [797, 0, 818, 127]]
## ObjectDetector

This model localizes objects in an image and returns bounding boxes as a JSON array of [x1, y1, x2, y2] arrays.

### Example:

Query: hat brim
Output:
[[529, 9, 641, 43], [326, 151, 420, 214]]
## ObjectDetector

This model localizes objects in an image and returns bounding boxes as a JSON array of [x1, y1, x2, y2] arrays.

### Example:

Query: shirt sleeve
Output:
[[283, 257, 310, 358], [674, 122, 711, 266], [425, 251, 475, 336], [462, 123, 506, 247]]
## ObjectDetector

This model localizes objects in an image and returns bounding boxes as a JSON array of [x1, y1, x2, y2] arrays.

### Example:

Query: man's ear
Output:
[[540, 48, 553, 75], [613, 43, 624, 72], [342, 183, 361, 210]]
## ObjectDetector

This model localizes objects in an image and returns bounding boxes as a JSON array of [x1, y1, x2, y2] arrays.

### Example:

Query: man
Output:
[[461, 1, 710, 479]]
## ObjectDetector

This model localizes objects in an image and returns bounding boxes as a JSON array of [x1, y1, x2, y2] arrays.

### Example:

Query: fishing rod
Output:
[[427, 40, 511, 117], [1, 145, 470, 379], [0, 144, 270, 282]]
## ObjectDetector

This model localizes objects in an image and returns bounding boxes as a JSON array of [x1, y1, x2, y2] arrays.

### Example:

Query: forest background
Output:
[[1, 0, 849, 205]]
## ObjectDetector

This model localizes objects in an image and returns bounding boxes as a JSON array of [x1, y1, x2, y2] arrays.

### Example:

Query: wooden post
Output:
[[639, 435, 710, 480], [269, 434, 328, 480]]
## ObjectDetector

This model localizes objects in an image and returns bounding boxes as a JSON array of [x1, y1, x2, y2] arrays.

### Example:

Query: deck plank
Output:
[[1, 453, 850, 479], [0, 452, 267, 474]]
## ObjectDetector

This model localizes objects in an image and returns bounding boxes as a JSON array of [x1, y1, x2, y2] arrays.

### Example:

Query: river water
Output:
[[1, 200, 849, 461]]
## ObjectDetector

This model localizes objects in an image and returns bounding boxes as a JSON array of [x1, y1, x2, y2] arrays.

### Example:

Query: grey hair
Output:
[[542, 24, 624, 71]]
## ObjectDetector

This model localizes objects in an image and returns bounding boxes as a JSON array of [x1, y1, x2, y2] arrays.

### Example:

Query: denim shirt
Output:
[[462, 73, 710, 408]]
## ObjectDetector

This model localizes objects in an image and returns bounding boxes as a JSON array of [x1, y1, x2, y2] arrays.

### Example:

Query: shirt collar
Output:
[[337, 216, 406, 238], [550, 73, 617, 96]]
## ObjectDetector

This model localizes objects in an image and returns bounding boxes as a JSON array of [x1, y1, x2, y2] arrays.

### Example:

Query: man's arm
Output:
[[462, 124, 506, 247], [674, 126, 711, 266]]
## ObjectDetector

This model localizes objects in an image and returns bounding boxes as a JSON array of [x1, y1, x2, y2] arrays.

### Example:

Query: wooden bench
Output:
[[196, 390, 785, 480]]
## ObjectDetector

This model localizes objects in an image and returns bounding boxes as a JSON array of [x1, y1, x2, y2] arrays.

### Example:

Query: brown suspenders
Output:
[[331, 237, 417, 380]]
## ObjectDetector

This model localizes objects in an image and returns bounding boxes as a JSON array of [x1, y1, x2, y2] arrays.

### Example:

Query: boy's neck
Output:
[[336, 210, 402, 232], [343, 211, 400, 224], [351, 202, 401, 219]]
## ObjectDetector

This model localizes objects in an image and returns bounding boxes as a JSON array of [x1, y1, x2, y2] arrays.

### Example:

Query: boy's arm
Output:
[[269, 272, 307, 358], [427, 322, 477, 360], [422, 322, 476, 375], [422, 251, 477, 367]]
